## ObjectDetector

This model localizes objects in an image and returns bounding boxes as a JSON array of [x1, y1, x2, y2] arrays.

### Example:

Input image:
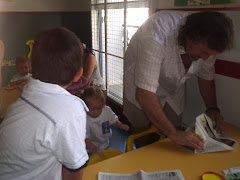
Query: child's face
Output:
[[86, 98, 104, 118], [17, 62, 29, 76]]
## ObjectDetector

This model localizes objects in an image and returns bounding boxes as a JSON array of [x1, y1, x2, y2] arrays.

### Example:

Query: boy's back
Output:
[[0, 78, 88, 179]]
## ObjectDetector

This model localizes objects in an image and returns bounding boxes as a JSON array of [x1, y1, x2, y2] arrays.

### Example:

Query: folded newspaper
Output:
[[98, 169, 185, 180], [184, 113, 238, 153]]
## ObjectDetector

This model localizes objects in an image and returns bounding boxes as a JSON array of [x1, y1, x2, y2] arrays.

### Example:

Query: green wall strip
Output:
[[175, 0, 230, 6]]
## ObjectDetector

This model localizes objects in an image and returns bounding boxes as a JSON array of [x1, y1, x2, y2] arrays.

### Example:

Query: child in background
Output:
[[0, 27, 88, 180], [9, 56, 31, 87], [81, 86, 129, 156]]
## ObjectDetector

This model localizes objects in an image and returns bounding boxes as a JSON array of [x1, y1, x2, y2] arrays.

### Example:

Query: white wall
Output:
[[0, 0, 90, 12], [156, 0, 240, 127]]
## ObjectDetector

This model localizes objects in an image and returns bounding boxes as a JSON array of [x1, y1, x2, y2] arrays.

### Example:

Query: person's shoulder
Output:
[[104, 106, 117, 117], [48, 95, 88, 125], [25, 80, 88, 112], [99, 106, 113, 116], [83, 53, 97, 69], [154, 10, 190, 19], [152, 10, 189, 25], [84, 53, 96, 62], [151, 10, 190, 35], [64, 95, 88, 112], [21, 73, 32, 79], [104, 105, 113, 112]]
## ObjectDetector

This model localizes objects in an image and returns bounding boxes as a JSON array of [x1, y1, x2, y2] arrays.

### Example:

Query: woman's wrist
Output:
[[206, 107, 220, 114]]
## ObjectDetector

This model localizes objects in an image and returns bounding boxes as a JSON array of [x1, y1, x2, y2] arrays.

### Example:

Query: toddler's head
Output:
[[81, 87, 105, 118], [15, 56, 29, 76]]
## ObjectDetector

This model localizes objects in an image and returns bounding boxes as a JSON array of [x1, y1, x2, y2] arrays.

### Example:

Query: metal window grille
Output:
[[91, 0, 149, 105]]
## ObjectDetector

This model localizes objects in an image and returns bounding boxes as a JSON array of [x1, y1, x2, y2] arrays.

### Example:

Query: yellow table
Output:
[[83, 123, 240, 180], [0, 87, 21, 118]]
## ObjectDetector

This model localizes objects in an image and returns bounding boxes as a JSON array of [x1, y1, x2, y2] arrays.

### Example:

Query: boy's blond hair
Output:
[[81, 86, 105, 105]]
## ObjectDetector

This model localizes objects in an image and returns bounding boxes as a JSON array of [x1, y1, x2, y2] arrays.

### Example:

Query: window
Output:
[[91, 0, 149, 105]]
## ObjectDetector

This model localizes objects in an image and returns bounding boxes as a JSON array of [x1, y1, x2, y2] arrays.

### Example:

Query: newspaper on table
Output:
[[183, 113, 238, 153], [222, 167, 240, 180], [98, 169, 185, 180]]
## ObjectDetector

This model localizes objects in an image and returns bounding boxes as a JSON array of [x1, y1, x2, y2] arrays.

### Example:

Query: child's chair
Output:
[[125, 125, 166, 152], [88, 148, 123, 165]]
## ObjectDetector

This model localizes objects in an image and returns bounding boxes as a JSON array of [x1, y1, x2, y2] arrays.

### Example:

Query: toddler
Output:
[[10, 56, 31, 86], [81, 86, 129, 156]]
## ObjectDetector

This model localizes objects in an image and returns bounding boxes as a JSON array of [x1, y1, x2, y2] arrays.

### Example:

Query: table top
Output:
[[83, 123, 240, 180], [0, 87, 21, 118]]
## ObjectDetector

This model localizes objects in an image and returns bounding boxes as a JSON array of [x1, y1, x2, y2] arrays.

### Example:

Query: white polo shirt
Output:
[[124, 10, 216, 115], [0, 77, 89, 180]]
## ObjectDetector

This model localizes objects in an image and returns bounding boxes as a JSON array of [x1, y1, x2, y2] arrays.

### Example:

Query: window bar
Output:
[[104, 0, 108, 91], [98, 10, 103, 76], [123, 0, 127, 53], [92, 49, 123, 60]]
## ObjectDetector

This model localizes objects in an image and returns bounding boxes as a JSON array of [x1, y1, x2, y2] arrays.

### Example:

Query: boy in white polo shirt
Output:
[[0, 27, 89, 180]]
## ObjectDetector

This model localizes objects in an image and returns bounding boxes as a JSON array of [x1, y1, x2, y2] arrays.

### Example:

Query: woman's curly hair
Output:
[[178, 11, 233, 53]]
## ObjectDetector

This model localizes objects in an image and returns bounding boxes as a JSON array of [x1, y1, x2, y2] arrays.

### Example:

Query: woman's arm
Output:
[[198, 77, 224, 133], [83, 54, 97, 80], [136, 87, 204, 150]]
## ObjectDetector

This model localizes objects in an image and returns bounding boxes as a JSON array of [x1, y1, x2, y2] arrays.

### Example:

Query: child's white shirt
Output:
[[10, 73, 32, 82], [86, 106, 118, 149]]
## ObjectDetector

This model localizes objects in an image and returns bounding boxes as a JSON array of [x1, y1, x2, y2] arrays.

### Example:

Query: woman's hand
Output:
[[169, 130, 204, 150], [206, 111, 224, 133]]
